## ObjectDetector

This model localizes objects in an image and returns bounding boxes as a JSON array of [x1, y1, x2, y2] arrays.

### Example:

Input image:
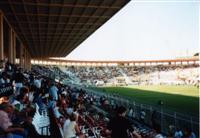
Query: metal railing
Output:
[[85, 88, 199, 137]]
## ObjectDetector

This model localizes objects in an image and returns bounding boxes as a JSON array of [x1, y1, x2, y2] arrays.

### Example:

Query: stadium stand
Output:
[[32, 62, 199, 138], [36, 64, 199, 87], [0, 1, 199, 138], [0, 60, 199, 138]]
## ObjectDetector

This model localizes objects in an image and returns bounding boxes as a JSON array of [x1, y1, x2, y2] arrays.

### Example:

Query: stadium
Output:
[[0, 1, 199, 138]]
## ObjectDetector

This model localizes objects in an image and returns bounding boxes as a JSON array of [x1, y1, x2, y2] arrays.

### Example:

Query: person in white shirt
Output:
[[63, 113, 84, 138], [174, 127, 183, 138]]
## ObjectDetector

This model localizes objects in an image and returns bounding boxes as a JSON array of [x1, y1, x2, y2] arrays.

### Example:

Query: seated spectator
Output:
[[107, 106, 141, 138], [183, 127, 196, 138], [151, 110, 161, 128], [27, 85, 35, 103], [140, 109, 146, 123], [49, 82, 58, 101], [62, 114, 70, 129], [153, 124, 164, 138], [127, 107, 134, 119], [66, 105, 74, 116], [174, 126, 183, 138], [12, 87, 29, 111], [0, 72, 10, 84], [0, 102, 25, 138], [63, 113, 84, 138], [33, 76, 41, 89], [0, 97, 9, 104], [13, 68, 24, 96], [21, 107, 46, 138], [53, 102, 63, 119]]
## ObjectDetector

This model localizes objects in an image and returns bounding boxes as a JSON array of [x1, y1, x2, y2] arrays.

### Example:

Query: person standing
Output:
[[107, 106, 141, 138]]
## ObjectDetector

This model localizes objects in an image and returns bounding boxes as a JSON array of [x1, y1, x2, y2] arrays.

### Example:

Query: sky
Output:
[[65, 0, 199, 61]]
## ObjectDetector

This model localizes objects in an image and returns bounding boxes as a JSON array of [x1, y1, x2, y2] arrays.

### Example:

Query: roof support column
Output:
[[25, 49, 28, 70], [0, 11, 4, 60], [27, 55, 30, 70], [28, 53, 31, 71], [26, 53, 30, 71], [12, 32, 16, 64], [24, 49, 31, 71], [19, 43, 24, 68], [23, 48, 26, 69], [8, 27, 14, 63]]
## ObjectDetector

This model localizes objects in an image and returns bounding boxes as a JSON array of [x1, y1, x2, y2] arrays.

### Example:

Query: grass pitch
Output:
[[89, 85, 199, 116]]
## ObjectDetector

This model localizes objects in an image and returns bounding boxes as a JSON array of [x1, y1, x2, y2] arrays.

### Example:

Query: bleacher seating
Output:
[[0, 61, 198, 138], [34, 64, 199, 87]]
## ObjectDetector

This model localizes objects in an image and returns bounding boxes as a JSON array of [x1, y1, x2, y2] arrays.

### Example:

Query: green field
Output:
[[89, 85, 199, 116]]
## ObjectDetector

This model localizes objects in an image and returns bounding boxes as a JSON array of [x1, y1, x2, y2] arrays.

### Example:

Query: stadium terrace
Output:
[[0, 1, 199, 138]]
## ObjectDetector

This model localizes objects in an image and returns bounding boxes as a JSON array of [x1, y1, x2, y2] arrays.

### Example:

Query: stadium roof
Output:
[[0, 0, 129, 58]]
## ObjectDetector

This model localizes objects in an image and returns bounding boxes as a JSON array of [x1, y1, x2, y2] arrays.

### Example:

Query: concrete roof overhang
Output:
[[0, 0, 130, 58]]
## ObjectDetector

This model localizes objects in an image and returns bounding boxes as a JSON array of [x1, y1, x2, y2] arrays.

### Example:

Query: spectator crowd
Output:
[[0, 60, 198, 138]]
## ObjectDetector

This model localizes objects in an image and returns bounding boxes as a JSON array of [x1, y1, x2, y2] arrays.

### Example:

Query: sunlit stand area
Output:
[[31, 57, 199, 86]]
